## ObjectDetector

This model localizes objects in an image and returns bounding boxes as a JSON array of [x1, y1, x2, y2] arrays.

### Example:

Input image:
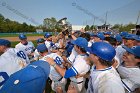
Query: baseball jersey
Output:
[[117, 65, 140, 92], [88, 41, 92, 47], [41, 53, 64, 81], [115, 45, 126, 66], [15, 41, 34, 56], [45, 40, 52, 53], [65, 54, 90, 82], [33, 49, 40, 61], [0, 48, 28, 87], [67, 48, 78, 64], [87, 66, 125, 93]]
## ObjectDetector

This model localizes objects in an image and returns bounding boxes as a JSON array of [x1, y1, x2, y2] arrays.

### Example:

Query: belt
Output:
[[72, 81, 84, 84], [58, 77, 63, 81]]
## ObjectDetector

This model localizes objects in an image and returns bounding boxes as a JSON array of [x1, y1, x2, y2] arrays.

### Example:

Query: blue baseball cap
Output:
[[94, 32, 105, 40], [0, 39, 11, 47], [0, 60, 50, 93], [123, 46, 140, 57], [44, 33, 52, 38], [71, 37, 88, 50], [19, 34, 27, 40], [104, 31, 111, 35], [115, 34, 122, 42], [37, 38, 45, 43], [36, 44, 48, 52], [87, 42, 116, 61], [120, 31, 128, 37], [124, 34, 137, 40]]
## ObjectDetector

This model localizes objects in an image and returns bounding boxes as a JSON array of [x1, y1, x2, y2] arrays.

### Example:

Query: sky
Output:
[[0, 0, 140, 26]]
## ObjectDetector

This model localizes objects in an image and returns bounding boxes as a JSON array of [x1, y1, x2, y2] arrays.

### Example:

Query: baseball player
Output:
[[117, 46, 140, 93], [86, 42, 125, 93], [15, 34, 35, 60], [104, 31, 112, 37], [0, 39, 28, 88], [46, 37, 91, 93], [44, 33, 53, 53], [114, 33, 127, 66], [33, 38, 45, 61], [134, 36, 140, 46], [36, 44, 66, 93], [93, 32, 105, 42]]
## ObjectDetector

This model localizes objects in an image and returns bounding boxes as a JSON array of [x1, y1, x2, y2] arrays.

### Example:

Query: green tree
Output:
[[84, 25, 90, 31], [0, 13, 36, 33], [112, 23, 136, 32], [43, 17, 57, 31]]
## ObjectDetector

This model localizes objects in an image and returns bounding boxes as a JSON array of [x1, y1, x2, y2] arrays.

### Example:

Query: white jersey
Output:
[[0, 48, 28, 87], [70, 54, 90, 83], [45, 40, 51, 52], [33, 49, 40, 61], [88, 41, 92, 47], [87, 66, 125, 93], [41, 53, 64, 81], [67, 48, 78, 64], [15, 41, 34, 56], [115, 45, 126, 66], [66, 54, 90, 92], [117, 65, 140, 92]]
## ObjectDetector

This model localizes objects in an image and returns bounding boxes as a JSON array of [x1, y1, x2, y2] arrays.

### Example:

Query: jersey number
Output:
[[17, 51, 26, 59], [0, 72, 9, 87], [54, 56, 62, 65]]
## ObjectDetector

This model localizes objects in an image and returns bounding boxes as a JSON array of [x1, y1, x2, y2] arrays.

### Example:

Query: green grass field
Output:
[[0, 33, 44, 37]]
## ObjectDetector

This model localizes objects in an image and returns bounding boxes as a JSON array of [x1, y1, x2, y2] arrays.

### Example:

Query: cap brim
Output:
[[71, 40, 76, 45], [134, 37, 140, 41], [122, 46, 134, 55], [86, 47, 94, 54], [20, 38, 27, 40]]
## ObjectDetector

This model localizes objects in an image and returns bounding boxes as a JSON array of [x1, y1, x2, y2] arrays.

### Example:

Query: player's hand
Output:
[[56, 86, 63, 93], [45, 57, 55, 66], [67, 84, 78, 93]]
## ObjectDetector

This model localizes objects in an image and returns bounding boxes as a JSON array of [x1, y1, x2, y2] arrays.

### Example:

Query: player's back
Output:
[[41, 53, 64, 81], [0, 48, 28, 87]]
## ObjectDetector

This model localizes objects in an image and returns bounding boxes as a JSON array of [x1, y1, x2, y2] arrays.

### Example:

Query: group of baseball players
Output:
[[0, 28, 140, 93]]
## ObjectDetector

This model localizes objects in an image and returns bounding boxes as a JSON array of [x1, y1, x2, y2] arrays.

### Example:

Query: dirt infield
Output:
[[0, 36, 44, 42]]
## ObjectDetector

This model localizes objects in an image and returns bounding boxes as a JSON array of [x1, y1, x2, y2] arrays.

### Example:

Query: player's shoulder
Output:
[[28, 41, 34, 45], [15, 42, 23, 48], [48, 53, 59, 58]]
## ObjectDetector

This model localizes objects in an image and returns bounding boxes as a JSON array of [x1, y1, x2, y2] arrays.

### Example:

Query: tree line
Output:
[[84, 23, 137, 32], [0, 13, 138, 33], [0, 14, 36, 33]]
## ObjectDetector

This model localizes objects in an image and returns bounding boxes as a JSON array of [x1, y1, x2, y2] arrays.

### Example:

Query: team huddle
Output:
[[0, 28, 140, 93]]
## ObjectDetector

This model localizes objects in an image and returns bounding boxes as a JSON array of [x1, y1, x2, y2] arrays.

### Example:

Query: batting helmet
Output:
[[19, 34, 27, 40], [88, 42, 116, 61]]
